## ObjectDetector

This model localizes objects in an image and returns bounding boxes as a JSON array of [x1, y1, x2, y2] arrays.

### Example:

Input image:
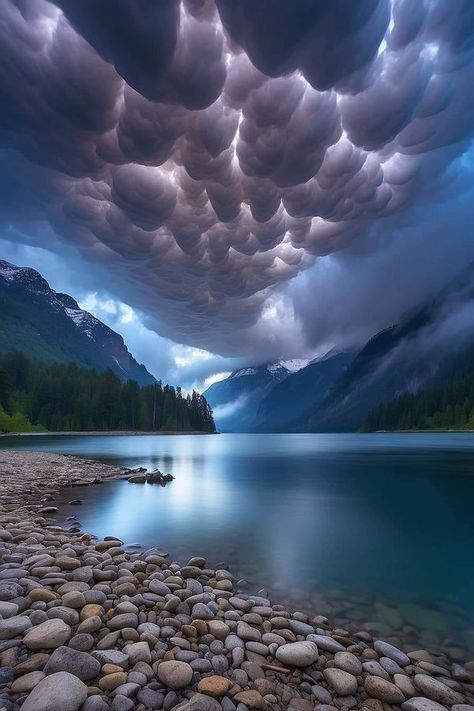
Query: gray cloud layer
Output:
[[0, 0, 474, 359]]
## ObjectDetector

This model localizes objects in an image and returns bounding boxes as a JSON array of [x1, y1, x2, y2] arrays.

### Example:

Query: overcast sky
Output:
[[1, 0, 474, 390]]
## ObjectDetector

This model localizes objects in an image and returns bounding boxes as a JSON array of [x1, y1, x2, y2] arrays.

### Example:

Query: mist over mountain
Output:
[[204, 362, 293, 432], [207, 262, 474, 432], [0, 260, 155, 386]]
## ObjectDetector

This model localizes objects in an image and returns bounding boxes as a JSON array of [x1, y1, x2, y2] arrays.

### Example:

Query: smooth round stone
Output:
[[13, 652, 50, 675], [334, 651, 362, 676], [413, 675, 465, 706], [394, 674, 418, 698], [80, 604, 104, 620], [126, 641, 151, 665], [365, 675, 406, 704], [0, 601, 18, 618], [0, 582, 23, 600], [92, 650, 129, 669], [289, 619, 315, 636], [211, 654, 229, 674], [111, 695, 134, 711], [69, 633, 94, 651], [10, 670, 45, 693], [190, 658, 212, 673], [308, 634, 345, 653], [402, 699, 450, 711], [148, 580, 171, 596], [62, 591, 86, 608], [81, 697, 110, 711], [207, 620, 230, 640], [197, 675, 232, 697], [312, 685, 333, 704], [0, 615, 32, 639], [44, 645, 101, 681], [157, 660, 193, 689], [108, 613, 138, 631], [47, 606, 79, 626], [23, 618, 71, 650], [380, 656, 404, 675], [374, 640, 410, 667], [99, 672, 128, 691], [233, 690, 265, 709], [127, 671, 147, 686], [20, 671, 87, 711], [174, 693, 221, 711], [323, 668, 358, 696], [275, 641, 318, 667]]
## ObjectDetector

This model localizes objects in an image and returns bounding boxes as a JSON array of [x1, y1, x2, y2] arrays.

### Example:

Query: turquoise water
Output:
[[2, 432, 474, 656]]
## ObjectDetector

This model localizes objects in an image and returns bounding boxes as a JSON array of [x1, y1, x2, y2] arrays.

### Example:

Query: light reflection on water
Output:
[[2, 432, 474, 657]]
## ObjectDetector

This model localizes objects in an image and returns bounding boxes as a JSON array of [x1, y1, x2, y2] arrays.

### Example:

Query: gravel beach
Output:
[[0, 451, 473, 711]]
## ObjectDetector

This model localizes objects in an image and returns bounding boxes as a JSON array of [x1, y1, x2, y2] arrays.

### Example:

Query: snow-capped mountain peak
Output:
[[0, 259, 155, 385]]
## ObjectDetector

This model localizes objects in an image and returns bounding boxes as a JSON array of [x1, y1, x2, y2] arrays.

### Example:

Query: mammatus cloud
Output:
[[0, 0, 474, 361]]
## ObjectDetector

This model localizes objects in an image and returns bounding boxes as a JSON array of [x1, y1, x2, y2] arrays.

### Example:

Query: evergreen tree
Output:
[[0, 352, 216, 433]]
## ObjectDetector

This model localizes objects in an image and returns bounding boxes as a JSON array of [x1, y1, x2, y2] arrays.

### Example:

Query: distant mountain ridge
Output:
[[300, 261, 474, 432], [206, 262, 474, 432], [0, 260, 155, 385], [204, 361, 295, 431]]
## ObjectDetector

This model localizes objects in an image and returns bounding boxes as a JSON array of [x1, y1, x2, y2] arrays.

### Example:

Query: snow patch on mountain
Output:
[[231, 367, 258, 379]]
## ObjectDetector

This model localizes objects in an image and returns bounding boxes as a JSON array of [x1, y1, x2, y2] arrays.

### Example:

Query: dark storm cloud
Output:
[[0, 0, 474, 358]]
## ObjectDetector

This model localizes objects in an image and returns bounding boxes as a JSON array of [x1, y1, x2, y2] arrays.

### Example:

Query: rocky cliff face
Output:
[[0, 260, 155, 385]]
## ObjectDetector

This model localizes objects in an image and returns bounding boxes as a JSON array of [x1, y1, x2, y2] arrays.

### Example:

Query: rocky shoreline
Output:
[[0, 451, 473, 711]]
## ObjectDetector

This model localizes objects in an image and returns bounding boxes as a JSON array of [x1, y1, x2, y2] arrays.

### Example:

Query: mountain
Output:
[[298, 262, 474, 432], [362, 368, 474, 431], [0, 260, 155, 385], [204, 362, 295, 431], [206, 262, 474, 433], [254, 350, 355, 431]]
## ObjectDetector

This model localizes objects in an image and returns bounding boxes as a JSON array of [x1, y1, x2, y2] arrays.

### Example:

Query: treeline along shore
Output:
[[0, 451, 474, 711], [0, 352, 215, 434]]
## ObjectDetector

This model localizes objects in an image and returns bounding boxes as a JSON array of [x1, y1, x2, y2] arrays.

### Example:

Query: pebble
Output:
[[157, 660, 194, 689], [364, 674, 406, 703], [43, 645, 101, 680], [334, 651, 362, 675], [23, 618, 71, 649], [197, 675, 232, 697], [402, 699, 450, 711], [20, 671, 87, 711], [308, 634, 345, 653], [275, 641, 319, 667], [0, 614, 32, 639], [0, 452, 471, 711], [414, 674, 466, 705], [323, 668, 358, 696], [374, 640, 411, 667]]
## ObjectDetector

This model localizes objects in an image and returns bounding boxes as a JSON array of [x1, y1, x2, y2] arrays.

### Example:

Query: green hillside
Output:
[[0, 352, 215, 434], [362, 370, 474, 431]]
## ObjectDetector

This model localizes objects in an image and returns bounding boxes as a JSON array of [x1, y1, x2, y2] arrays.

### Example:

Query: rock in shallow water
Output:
[[20, 671, 87, 711], [413, 674, 466, 706], [374, 640, 410, 667]]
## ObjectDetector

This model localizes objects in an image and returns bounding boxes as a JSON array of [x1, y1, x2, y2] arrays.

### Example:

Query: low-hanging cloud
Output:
[[0, 0, 474, 360]]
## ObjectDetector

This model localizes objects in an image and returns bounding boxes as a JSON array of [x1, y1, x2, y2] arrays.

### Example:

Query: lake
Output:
[[1, 431, 474, 657]]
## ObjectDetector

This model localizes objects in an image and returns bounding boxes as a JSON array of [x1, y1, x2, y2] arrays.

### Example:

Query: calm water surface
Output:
[[2, 432, 474, 655]]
